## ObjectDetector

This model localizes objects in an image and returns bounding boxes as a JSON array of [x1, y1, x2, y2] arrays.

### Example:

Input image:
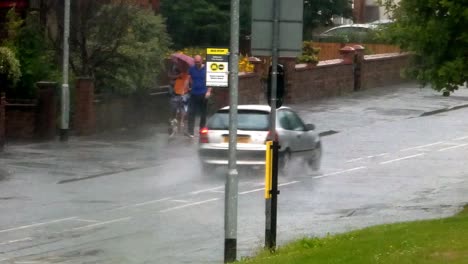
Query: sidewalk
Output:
[[1, 82, 468, 181], [293, 82, 468, 135]]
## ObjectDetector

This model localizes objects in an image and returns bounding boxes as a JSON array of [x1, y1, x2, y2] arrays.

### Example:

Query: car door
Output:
[[277, 109, 308, 153], [285, 110, 317, 154]]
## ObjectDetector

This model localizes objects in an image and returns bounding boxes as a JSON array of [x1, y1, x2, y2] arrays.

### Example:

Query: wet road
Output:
[[1, 89, 468, 263]]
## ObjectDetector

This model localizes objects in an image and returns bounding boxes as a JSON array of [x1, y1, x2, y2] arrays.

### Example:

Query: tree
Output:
[[160, 0, 230, 49], [379, 0, 468, 93], [303, 0, 353, 38], [0, 47, 21, 93], [2, 9, 58, 98], [50, 0, 171, 94]]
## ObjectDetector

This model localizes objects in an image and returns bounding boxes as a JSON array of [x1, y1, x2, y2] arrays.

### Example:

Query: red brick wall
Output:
[[361, 53, 410, 90], [5, 102, 37, 139], [0, 94, 5, 149], [288, 60, 354, 103], [94, 92, 170, 131], [36, 82, 57, 140], [74, 78, 96, 135], [210, 73, 264, 112]]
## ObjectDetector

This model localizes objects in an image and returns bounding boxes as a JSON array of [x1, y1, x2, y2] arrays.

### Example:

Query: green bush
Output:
[[0, 46, 21, 90], [2, 9, 59, 98], [296, 41, 320, 64]]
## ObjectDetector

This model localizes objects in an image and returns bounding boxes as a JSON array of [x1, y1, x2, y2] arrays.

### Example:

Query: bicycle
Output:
[[168, 94, 189, 137]]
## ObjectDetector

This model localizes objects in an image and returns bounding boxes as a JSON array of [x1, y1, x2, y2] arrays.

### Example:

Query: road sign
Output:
[[251, 0, 303, 57], [206, 48, 229, 87]]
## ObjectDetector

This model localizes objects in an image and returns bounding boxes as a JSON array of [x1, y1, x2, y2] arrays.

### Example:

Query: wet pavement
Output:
[[1, 82, 468, 263]]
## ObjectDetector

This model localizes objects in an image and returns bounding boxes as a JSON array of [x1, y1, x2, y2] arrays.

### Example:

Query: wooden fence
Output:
[[313, 42, 401, 61]]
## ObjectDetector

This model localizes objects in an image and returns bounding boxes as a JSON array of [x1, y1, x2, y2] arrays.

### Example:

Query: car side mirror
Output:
[[305, 124, 315, 131]]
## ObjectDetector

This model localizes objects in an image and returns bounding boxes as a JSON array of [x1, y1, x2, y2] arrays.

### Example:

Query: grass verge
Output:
[[238, 205, 468, 264]]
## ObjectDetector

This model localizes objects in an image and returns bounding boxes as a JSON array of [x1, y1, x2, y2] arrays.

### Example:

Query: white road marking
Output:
[[401, 141, 444, 151], [239, 188, 264, 195], [380, 153, 424, 164], [171, 200, 190, 203], [159, 198, 220, 213], [346, 157, 365, 163], [75, 218, 100, 223], [71, 217, 131, 231], [346, 153, 388, 163], [279, 181, 300, 187], [239, 181, 300, 195], [0, 237, 32, 246], [109, 197, 171, 211], [375, 153, 388, 157], [210, 190, 225, 193], [190, 186, 224, 195], [0, 259, 8, 262], [438, 143, 468, 152], [454, 135, 468, 141], [0, 217, 77, 234], [133, 197, 171, 207], [313, 166, 367, 179]]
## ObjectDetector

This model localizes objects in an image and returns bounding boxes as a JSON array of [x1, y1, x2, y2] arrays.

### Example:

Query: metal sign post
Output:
[[60, 0, 70, 142], [251, 0, 303, 252], [265, 0, 280, 251], [224, 0, 240, 262], [251, 0, 303, 57]]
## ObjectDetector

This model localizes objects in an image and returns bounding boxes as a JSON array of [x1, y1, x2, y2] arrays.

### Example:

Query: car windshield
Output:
[[207, 110, 270, 131]]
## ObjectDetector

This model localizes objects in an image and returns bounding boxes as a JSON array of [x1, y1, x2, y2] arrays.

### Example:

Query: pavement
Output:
[[293, 82, 468, 135], [2, 82, 468, 182]]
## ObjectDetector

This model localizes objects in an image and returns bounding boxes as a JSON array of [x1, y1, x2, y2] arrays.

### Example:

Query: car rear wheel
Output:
[[307, 142, 322, 171], [279, 149, 291, 176], [200, 163, 217, 176]]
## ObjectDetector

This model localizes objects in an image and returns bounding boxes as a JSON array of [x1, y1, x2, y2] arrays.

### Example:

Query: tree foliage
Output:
[[0, 46, 21, 91], [160, 0, 231, 49], [49, 1, 172, 94], [1, 9, 58, 98], [161, 0, 351, 48], [379, 0, 468, 92]]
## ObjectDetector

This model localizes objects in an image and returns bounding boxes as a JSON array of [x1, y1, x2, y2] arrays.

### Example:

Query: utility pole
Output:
[[60, 0, 70, 141], [265, 0, 280, 251], [224, 0, 240, 262]]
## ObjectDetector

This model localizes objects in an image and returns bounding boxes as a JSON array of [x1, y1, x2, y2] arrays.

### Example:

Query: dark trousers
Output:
[[187, 94, 207, 135]]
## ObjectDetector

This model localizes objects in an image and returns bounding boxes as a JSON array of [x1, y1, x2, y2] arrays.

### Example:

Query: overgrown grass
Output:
[[239, 205, 468, 264]]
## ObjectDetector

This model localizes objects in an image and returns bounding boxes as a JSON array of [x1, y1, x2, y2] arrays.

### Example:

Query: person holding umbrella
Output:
[[168, 53, 194, 136], [186, 55, 211, 138]]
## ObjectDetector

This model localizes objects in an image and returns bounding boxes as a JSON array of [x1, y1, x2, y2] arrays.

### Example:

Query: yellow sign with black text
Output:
[[206, 47, 229, 87], [207, 48, 229, 55]]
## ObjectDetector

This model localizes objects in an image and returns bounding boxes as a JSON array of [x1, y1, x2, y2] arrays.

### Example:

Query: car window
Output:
[[278, 111, 292, 130], [326, 27, 350, 35], [207, 110, 269, 131], [325, 26, 371, 36], [285, 110, 305, 131]]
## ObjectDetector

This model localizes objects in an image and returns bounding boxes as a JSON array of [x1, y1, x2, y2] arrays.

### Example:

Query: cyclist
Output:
[[169, 70, 190, 136]]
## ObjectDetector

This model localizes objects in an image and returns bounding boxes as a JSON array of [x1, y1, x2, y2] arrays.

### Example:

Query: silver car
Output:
[[198, 105, 321, 174]]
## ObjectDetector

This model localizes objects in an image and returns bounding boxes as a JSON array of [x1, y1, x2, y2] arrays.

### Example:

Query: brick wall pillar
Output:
[[0, 93, 5, 151], [278, 57, 297, 104], [36, 82, 57, 140], [339, 46, 356, 65], [74, 78, 96, 135], [353, 45, 365, 91]]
